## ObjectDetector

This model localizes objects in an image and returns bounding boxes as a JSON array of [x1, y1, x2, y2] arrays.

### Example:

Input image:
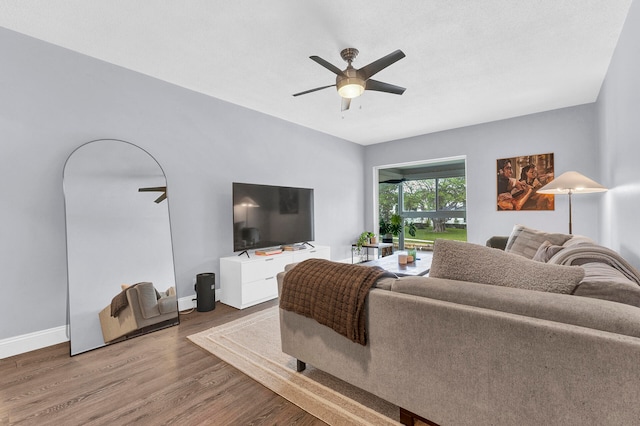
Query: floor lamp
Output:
[[537, 171, 607, 234]]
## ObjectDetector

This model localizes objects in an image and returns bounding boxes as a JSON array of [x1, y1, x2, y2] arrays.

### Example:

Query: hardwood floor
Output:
[[0, 300, 325, 425]]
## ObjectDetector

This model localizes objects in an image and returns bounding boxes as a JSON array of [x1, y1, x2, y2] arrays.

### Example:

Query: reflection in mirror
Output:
[[64, 139, 178, 356]]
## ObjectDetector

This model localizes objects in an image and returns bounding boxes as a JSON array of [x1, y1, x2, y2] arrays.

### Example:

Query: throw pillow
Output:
[[505, 224, 573, 259], [532, 240, 565, 263], [430, 239, 584, 294]]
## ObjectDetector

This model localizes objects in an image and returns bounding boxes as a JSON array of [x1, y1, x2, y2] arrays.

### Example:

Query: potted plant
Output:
[[354, 231, 375, 262], [379, 217, 393, 243], [379, 214, 416, 243]]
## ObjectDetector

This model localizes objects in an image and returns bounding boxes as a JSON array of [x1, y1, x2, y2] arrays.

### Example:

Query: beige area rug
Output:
[[188, 306, 401, 425]]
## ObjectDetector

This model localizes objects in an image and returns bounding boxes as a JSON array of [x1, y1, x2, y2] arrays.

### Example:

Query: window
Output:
[[378, 158, 467, 249]]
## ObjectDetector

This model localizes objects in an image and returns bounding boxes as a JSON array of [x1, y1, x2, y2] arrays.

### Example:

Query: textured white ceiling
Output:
[[0, 1, 632, 145]]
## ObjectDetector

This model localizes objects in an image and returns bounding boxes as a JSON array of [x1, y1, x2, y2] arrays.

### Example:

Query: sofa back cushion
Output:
[[505, 224, 573, 259], [390, 275, 640, 339], [430, 239, 584, 294]]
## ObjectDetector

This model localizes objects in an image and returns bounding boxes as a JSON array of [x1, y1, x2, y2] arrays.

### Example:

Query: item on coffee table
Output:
[[398, 252, 408, 265], [407, 248, 417, 263]]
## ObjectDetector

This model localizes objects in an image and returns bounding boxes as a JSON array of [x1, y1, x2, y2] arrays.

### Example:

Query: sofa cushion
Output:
[[157, 296, 178, 314], [505, 225, 573, 259], [574, 262, 640, 308], [430, 239, 584, 294], [532, 240, 565, 262]]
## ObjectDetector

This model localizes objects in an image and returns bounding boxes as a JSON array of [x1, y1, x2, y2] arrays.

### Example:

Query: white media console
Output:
[[219, 245, 330, 309]]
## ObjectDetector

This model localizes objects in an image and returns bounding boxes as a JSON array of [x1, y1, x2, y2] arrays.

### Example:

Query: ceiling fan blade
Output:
[[358, 49, 406, 80], [138, 186, 166, 193], [139, 186, 167, 203], [154, 192, 167, 203], [365, 79, 406, 95], [341, 97, 351, 111], [293, 84, 336, 97], [310, 56, 346, 76]]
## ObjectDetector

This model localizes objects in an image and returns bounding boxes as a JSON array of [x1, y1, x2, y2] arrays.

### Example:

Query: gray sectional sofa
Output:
[[277, 226, 640, 425]]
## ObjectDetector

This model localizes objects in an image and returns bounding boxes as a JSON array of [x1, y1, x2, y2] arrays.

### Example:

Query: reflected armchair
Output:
[[99, 282, 178, 343]]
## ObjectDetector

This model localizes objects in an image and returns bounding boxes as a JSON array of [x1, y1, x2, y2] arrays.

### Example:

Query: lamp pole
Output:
[[568, 189, 573, 234]]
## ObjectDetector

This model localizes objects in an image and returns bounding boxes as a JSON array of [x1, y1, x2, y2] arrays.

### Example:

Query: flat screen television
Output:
[[232, 182, 315, 252]]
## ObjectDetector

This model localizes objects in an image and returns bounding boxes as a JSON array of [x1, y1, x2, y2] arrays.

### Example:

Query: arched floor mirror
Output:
[[64, 139, 178, 356]]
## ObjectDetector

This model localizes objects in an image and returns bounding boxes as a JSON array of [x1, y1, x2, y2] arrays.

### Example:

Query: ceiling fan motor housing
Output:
[[336, 67, 365, 98]]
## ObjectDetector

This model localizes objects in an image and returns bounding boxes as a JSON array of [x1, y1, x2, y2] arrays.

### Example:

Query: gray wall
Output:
[[0, 28, 364, 340], [3, 1, 640, 345], [364, 104, 602, 245], [597, 0, 640, 268]]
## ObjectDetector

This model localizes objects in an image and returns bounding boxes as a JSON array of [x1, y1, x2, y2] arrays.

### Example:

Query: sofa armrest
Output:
[[99, 304, 138, 343], [485, 235, 509, 250]]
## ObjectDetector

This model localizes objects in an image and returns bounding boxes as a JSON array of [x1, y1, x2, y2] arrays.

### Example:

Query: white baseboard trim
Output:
[[178, 294, 197, 311], [1, 293, 221, 359], [0, 326, 69, 360], [178, 292, 221, 312]]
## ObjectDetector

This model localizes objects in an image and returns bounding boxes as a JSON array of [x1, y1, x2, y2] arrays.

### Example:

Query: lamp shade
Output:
[[537, 171, 606, 234], [537, 171, 607, 194]]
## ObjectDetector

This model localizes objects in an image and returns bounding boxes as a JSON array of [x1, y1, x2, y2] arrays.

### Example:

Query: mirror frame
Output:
[[64, 139, 178, 355]]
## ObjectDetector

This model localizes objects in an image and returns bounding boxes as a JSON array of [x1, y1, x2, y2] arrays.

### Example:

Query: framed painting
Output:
[[496, 153, 555, 211]]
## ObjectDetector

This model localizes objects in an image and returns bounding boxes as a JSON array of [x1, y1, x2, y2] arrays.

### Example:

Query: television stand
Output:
[[237, 250, 250, 258], [302, 241, 315, 248], [220, 245, 330, 309]]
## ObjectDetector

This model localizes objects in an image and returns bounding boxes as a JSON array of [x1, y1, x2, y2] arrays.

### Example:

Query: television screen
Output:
[[232, 182, 315, 252]]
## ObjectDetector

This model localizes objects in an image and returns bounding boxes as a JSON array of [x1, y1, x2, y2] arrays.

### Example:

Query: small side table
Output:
[[352, 242, 394, 263]]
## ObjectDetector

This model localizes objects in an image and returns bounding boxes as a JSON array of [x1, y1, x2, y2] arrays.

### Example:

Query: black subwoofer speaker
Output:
[[195, 273, 215, 312]]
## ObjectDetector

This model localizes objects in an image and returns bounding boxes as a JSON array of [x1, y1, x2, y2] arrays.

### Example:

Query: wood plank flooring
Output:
[[0, 300, 325, 425]]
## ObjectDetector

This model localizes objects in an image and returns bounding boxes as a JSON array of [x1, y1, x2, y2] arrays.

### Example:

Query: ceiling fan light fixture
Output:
[[337, 78, 365, 99]]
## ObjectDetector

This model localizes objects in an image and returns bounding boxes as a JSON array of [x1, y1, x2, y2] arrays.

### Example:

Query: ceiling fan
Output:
[[380, 178, 407, 184], [138, 186, 167, 203], [293, 48, 406, 111]]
